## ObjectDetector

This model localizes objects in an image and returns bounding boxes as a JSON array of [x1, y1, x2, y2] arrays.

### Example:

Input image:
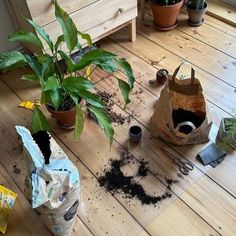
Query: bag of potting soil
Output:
[[151, 63, 212, 145], [0, 185, 17, 234], [15, 126, 80, 236]]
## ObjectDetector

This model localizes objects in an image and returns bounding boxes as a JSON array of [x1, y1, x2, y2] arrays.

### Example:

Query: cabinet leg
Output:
[[141, 0, 145, 21], [129, 18, 136, 42]]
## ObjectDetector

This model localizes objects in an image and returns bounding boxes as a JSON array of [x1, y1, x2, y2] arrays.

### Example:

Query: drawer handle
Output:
[[118, 8, 124, 14]]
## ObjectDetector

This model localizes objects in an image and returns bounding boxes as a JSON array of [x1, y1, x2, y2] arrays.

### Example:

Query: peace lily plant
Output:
[[0, 1, 135, 145]]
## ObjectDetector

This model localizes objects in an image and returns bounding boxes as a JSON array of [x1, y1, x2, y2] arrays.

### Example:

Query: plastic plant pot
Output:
[[156, 69, 169, 84], [129, 125, 142, 142]]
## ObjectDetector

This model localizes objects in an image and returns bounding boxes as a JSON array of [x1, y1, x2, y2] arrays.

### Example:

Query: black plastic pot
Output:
[[129, 125, 142, 142], [187, 2, 208, 27]]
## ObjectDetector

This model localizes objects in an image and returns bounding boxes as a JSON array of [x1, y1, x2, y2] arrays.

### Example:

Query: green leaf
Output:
[[58, 50, 76, 72], [75, 49, 118, 72], [68, 91, 80, 105], [43, 76, 61, 91], [32, 107, 50, 133], [25, 55, 42, 77], [88, 106, 114, 145], [117, 78, 131, 107], [62, 76, 94, 92], [78, 90, 104, 108], [55, 0, 78, 51], [117, 58, 135, 89], [55, 35, 64, 52], [50, 89, 62, 110], [41, 55, 55, 78], [26, 18, 53, 51], [0, 51, 27, 71], [40, 91, 52, 104], [8, 30, 43, 48], [78, 31, 92, 47], [22, 74, 39, 81], [74, 105, 84, 141]]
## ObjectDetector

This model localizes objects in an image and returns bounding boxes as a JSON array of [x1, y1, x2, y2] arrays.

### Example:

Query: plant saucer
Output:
[[153, 21, 178, 31], [188, 18, 204, 27]]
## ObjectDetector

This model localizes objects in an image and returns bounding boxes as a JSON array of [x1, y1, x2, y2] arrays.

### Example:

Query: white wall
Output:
[[0, 0, 20, 52]]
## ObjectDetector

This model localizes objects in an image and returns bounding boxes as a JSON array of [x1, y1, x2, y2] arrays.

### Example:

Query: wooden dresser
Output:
[[6, 0, 137, 54]]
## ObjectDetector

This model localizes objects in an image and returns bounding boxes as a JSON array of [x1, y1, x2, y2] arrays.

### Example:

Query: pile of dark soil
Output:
[[172, 108, 205, 134], [32, 131, 51, 165], [98, 150, 173, 205], [95, 91, 131, 125]]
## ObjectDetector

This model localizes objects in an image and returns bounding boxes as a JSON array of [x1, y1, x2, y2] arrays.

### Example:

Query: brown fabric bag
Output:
[[151, 63, 212, 145]]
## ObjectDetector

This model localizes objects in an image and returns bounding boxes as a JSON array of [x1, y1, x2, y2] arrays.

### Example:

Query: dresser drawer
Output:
[[42, 0, 137, 51], [26, 0, 98, 26]]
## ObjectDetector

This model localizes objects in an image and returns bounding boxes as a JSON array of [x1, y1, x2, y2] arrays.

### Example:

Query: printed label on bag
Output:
[[64, 200, 79, 221]]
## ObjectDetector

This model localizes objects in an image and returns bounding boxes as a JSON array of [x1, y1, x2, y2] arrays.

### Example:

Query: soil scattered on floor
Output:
[[98, 149, 174, 205], [13, 164, 21, 175], [88, 91, 131, 125]]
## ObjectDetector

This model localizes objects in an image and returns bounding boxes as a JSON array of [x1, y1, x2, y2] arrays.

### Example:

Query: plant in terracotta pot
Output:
[[150, 0, 184, 31], [187, 0, 207, 26], [0, 1, 135, 145]]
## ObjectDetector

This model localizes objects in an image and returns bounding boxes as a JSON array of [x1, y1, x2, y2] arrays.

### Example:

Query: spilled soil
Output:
[[88, 91, 131, 125], [98, 150, 174, 205]]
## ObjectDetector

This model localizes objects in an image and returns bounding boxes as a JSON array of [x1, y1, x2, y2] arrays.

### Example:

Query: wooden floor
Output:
[[1, 7, 236, 236]]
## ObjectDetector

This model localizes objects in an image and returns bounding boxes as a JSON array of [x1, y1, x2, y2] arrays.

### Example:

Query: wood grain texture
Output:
[[1, 11, 236, 236], [0, 70, 225, 236], [206, 0, 236, 27]]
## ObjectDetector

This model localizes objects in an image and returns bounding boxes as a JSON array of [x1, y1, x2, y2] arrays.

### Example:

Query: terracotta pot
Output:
[[150, 0, 183, 30], [187, 2, 208, 27], [46, 105, 77, 129]]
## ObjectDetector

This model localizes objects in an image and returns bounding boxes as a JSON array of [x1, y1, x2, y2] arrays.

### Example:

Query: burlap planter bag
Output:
[[151, 63, 212, 145]]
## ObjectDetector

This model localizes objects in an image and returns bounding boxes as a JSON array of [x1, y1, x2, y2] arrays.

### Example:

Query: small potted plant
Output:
[[187, 0, 207, 26], [217, 117, 236, 149], [150, 0, 184, 31], [0, 1, 135, 145]]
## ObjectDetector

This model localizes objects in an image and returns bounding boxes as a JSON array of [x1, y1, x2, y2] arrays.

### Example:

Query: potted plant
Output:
[[187, 0, 207, 26], [150, 0, 184, 31], [0, 1, 135, 145], [217, 117, 236, 149]]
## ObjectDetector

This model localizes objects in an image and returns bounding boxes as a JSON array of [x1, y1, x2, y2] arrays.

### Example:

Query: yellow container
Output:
[[0, 185, 17, 234]]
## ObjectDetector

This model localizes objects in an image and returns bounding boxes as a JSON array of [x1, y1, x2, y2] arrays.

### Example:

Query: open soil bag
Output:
[[151, 64, 212, 145], [16, 126, 80, 236]]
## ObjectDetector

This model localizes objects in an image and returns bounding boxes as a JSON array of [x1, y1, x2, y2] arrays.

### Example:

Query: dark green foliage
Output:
[[0, 0, 135, 143]]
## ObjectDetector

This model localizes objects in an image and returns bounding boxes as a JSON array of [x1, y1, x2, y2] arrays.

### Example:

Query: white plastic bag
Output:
[[16, 126, 80, 236]]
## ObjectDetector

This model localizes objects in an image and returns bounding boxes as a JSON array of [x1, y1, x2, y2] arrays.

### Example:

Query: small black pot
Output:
[[129, 125, 142, 142], [156, 69, 169, 84]]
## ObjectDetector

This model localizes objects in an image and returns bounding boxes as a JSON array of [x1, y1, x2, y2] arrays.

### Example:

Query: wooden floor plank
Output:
[[0, 73, 221, 235], [105, 34, 235, 114], [95, 69, 236, 197], [0, 82, 148, 236], [142, 6, 236, 59], [96, 39, 236, 197], [207, 0, 236, 27], [182, 175, 236, 236], [0, 162, 51, 236], [1, 71, 229, 235], [177, 12, 236, 59], [128, 21, 236, 87], [145, 199, 220, 236], [204, 13, 236, 38]]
